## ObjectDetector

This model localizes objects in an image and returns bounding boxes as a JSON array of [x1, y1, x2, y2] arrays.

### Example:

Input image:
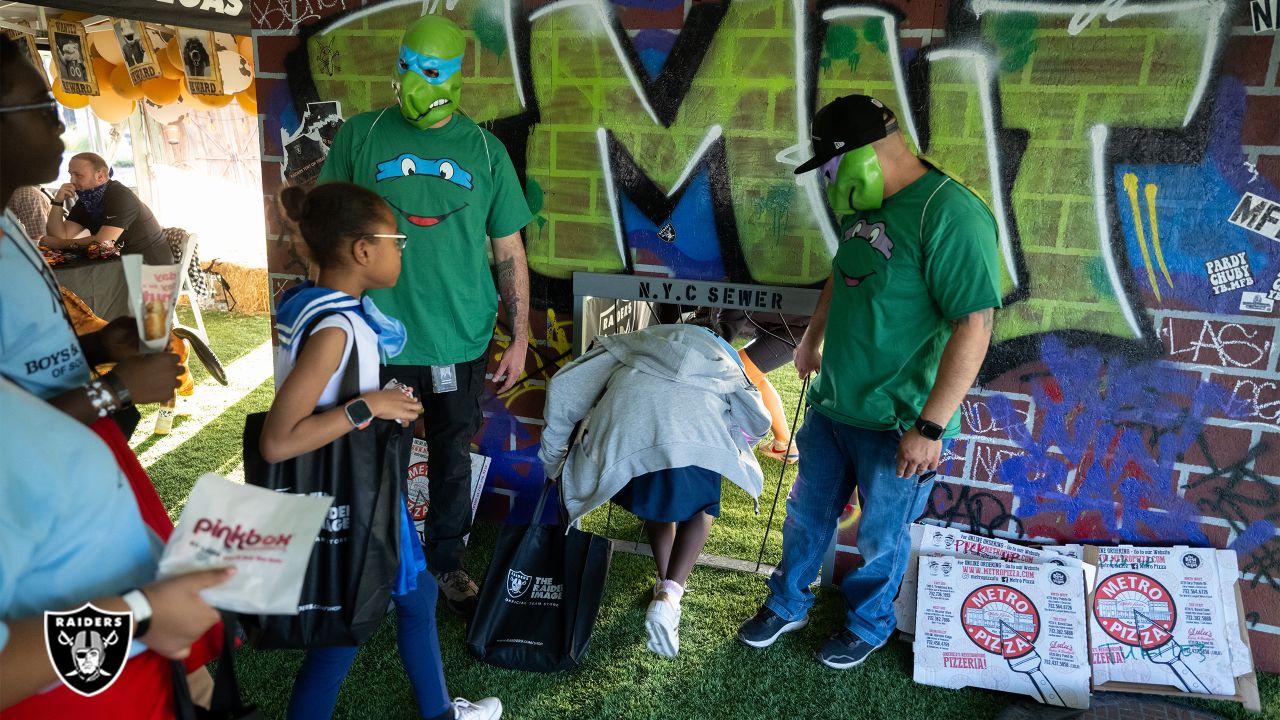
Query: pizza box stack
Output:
[[896, 522, 1085, 635], [406, 438, 491, 544], [903, 524, 1260, 712], [912, 555, 1092, 709], [1086, 545, 1259, 710]]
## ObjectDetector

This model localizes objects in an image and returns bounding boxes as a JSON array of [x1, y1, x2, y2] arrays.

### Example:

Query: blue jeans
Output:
[[765, 409, 939, 646], [287, 570, 451, 720]]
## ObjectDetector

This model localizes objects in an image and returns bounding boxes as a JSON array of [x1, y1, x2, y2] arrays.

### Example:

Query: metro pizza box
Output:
[[405, 438, 491, 545], [913, 556, 1092, 709], [896, 522, 1086, 635], [1087, 546, 1260, 711]]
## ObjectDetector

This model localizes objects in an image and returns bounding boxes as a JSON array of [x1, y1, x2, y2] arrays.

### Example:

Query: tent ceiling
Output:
[[0, 1, 247, 37]]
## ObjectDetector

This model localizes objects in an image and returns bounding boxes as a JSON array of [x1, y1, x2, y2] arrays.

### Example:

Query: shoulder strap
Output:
[[295, 311, 364, 405]]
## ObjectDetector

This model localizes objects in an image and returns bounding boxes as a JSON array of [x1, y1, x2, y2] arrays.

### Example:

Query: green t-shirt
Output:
[[318, 109, 533, 366], [808, 169, 1002, 437]]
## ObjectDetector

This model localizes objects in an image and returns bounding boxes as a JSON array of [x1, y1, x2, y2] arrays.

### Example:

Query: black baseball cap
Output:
[[794, 95, 899, 175]]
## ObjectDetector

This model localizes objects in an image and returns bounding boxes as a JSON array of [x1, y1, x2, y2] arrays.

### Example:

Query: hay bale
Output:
[[186, 261, 270, 314]]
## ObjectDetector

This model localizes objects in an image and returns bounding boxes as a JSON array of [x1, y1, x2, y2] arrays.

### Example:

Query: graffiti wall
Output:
[[251, 0, 1280, 670]]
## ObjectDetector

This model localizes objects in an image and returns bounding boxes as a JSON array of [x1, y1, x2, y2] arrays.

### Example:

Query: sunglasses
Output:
[[0, 98, 62, 128], [362, 232, 408, 250]]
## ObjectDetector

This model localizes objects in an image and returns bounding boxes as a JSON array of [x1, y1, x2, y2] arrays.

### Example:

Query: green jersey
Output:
[[318, 109, 532, 366], [808, 169, 1002, 437]]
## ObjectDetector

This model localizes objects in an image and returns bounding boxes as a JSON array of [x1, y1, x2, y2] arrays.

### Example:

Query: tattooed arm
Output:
[[896, 308, 994, 478], [491, 231, 530, 394]]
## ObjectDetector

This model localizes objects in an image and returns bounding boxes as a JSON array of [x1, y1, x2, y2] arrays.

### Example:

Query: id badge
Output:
[[431, 364, 458, 394]]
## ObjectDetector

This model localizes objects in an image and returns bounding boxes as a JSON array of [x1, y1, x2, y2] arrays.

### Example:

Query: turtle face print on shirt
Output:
[[835, 218, 895, 290], [375, 152, 473, 228]]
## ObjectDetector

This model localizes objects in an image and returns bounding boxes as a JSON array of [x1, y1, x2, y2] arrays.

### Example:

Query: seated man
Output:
[[43, 152, 171, 264]]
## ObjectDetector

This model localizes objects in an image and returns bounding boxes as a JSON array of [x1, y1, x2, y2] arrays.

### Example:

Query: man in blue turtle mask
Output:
[[737, 95, 1004, 671], [317, 14, 533, 619]]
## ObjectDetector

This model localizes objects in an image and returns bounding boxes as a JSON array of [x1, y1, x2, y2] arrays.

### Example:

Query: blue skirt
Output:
[[611, 466, 722, 522]]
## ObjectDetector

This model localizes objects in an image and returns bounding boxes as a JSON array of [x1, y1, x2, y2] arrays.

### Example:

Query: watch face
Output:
[[347, 400, 374, 426]]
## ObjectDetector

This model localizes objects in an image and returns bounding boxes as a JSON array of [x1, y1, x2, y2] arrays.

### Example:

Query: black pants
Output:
[[382, 355, 488, 574]]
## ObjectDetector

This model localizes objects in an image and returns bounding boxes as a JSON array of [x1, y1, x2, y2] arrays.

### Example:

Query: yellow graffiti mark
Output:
[[1124, 173, 1161, 302], [837, 497, 863, 531], [1145, 182, 1174, 289]]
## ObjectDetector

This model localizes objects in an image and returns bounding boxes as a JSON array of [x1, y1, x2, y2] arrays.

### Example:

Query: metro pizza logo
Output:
[[961, 584, 1041, 658], [1092, 572, 1176, 650]]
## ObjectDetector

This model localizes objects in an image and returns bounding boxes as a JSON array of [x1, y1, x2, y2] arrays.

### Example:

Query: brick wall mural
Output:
[[251, 0, 1280, 670]]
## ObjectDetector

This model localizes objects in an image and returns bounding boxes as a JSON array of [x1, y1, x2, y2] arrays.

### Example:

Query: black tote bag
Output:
[[241, 315, 403, 649], [466, 478, 612, 672]]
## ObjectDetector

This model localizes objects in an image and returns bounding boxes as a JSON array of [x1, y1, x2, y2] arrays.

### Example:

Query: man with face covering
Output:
[[737, 95, 1002, 669], [318, 14, 532, 617]]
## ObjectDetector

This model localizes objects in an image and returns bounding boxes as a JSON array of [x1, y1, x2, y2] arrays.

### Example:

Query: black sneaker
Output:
[[816, 629, 886, 669], [435, 569, 479, 619], [737, 606, 808, 648]]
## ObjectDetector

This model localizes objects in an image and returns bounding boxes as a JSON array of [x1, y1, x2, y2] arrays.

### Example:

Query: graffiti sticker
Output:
[[1204, 252, 1254, 295], [1228, 192, 1280, 241], [1240, 291, 1275, 314]]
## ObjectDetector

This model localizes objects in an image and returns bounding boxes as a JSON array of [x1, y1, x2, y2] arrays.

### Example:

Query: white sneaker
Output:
[[453, 696, 502, 720], [645, 581, 683, 658]]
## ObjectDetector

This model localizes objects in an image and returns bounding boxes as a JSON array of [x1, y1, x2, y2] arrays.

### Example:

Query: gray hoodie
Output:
[[539, 324, 772, 526]]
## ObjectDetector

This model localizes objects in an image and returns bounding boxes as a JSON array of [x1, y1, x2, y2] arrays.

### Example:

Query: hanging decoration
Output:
[[176, 28, 223, 96], [2, 27, 49, 84], [40, 12, 258, 125], [50, 19, 99, 96], [112, 19, 163, 85]]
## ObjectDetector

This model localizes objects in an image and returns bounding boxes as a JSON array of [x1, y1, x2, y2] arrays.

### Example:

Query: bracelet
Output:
[[102, 371, 132, 408], [50, 199, 63, 207], [85, 378, 119, 418]]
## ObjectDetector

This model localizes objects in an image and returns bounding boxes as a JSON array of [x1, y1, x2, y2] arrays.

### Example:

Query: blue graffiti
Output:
[[623, 168, 728, 280], [1114, 78, 1280, 313], [988, 336, 1242, 544]]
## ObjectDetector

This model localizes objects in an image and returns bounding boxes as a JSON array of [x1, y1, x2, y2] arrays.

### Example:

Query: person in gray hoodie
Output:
[[540, 323, 771, 658]]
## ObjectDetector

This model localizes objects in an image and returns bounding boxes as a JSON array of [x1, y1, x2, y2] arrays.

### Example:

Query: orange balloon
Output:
[[90, 56, 114, 90], [52, 70, 91, 109], [91, 30, 124, 66], [89, 91, 136, 124], [236, 36, 254, 67], [200, 93, 234, 109], [140, 77, 182, 105], [157, 51, 184, 80], [235, 87, 257, 115], [109, 63, 144, 100], [165, 37, 183, 71]]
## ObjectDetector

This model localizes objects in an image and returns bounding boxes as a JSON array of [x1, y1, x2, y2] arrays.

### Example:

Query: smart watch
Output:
[[344, 398, 374, 430], [914, 417, 944, 441], [122, 588, 153, 637]]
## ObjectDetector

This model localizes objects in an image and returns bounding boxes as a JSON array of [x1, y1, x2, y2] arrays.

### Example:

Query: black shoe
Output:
[[815, 629, 886, 669], [737, 606, 808, 648], [435, 569, 479, 619]]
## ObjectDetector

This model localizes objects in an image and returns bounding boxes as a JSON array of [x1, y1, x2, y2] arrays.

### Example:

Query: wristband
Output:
[[102, 370, 132, 408], [50, 199, 64, 207], [121, 588, 152, 637]]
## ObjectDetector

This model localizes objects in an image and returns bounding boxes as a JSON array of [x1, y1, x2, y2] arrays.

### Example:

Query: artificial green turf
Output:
[[175, 306, 272, 387], [139, 320, 1278, 719], [129, 309, 272, 439]]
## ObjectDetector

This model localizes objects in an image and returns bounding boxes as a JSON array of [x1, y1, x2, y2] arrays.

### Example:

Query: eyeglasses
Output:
[[0, 98, 62, 127], [362, 233, 408, 250]]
